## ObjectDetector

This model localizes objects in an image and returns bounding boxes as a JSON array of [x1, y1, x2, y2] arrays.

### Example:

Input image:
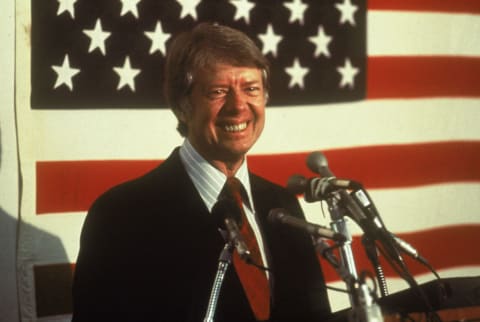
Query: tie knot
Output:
[[224, 177, 251, 210], [226, 176, 242, 193]]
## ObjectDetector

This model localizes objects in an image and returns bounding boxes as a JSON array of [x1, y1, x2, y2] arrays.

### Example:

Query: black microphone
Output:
[[287, 174, 362, 202], [286, 174, 309, 195], [307, 151, 394, 239], [308, 152, 414, 273], [306, 151, 334, 178], [390, 233, 426, 263], [211, 199, 251, 261], [350, 186, 387, 232], [268, 208, 346, 242], [306, 151, 368, 224]]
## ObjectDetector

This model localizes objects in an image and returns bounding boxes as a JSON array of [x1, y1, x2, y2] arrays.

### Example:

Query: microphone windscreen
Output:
[[268, 208, 287, 224], [307, 151, 333, 177], [286, 174, 308, 194]]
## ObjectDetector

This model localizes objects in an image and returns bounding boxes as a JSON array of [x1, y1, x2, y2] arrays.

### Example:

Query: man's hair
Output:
[[164, 22, 270, 136]]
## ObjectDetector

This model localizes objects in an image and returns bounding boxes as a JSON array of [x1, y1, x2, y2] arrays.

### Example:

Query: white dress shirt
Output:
[[179, 139, 270, 271]]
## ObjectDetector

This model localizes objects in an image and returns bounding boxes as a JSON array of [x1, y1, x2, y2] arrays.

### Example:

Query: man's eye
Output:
[[207, 89, 227, 99], [245, 86, 261, 96]]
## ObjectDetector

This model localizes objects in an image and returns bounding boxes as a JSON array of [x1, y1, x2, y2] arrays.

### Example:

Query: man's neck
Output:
[[186, 140, 246, 177], [208, 158, 243, 177]]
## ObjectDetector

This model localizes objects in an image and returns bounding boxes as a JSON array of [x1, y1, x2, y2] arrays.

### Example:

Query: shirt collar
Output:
[[179, 139, 253, 212]]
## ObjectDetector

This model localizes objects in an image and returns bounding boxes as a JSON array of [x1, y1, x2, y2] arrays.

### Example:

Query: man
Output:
[[72, 22, 331, 321]]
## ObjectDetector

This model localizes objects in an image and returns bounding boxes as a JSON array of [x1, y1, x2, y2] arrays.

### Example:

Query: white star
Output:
[[52, 55, 80, 90], [230, 0, 254, 24], [308, 26, 332, 58], [120, 0, 141, 18], [113, 56, 141, 91], [284, 0, 308, 25], [57, 0, 77, 18], [258, 24, 282, 57], [83, 19, 111, 55], [335, 0, 358, 26], [144, 21, 170, 55], [285, 58, 309, 89], [177, 0, 201, 20], [337, 58, 359, 88]]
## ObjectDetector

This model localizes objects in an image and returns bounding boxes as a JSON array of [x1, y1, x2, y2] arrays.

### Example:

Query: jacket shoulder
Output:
[[87, 148, 185, 215]]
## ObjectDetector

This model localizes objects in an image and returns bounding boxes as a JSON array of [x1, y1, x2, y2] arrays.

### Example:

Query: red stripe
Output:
[[367, 57, 480, 99], [249, 141, 480, 189], [36, 141, 480, 214], [368, 0, 480, 14], [36, 160, 161, 214], [320, 224, 480, 283], [35, 225, 480, 311]]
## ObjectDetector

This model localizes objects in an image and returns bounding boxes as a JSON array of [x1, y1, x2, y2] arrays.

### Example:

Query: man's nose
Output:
[[225, 89, 248, 112]]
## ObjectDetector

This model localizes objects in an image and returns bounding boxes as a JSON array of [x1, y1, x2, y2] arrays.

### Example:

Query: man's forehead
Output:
[[195, 64, 263, 84]]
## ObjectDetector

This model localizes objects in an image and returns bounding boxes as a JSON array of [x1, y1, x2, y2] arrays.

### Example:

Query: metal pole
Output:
[[203, 243, 233, 322]]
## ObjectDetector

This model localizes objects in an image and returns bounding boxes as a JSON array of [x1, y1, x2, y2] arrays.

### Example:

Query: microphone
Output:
[[391, 233, 426, 263], [308, 152, 413, 274], [390, 233, 440, 279], [350, 187, 387, 233], [306, 151, 334, 178], [306, 151, 368, 224], [287, 174, 362, 202], [268, 208, 346, 242], [211, 199, 251, 261]]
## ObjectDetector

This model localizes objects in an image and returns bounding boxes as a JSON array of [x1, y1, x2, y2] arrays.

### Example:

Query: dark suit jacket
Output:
[[72, 148, 331, 322]]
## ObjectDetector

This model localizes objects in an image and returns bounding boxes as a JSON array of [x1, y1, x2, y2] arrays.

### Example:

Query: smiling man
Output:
[[180, 63, 265, 176], [72, 23, 331, 322]]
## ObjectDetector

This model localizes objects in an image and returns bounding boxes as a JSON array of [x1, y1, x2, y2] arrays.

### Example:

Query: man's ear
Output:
[[176, 99, 191, 122]]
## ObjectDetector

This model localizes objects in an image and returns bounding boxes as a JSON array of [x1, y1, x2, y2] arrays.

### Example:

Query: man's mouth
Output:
[[223, 122, 248, 133]]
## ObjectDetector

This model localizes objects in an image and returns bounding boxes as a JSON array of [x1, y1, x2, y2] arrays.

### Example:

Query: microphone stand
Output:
[[324, 193, 384, 322], [348, 273, 384, 322], [315, 237, 384, 322], [326, 193, 359, 296], [203, 243, 233, 322]]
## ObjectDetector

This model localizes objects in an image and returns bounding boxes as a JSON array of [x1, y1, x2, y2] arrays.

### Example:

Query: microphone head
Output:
[[268, 208, 288, 224], [211, 198, 242, 229], [307, 151, 333, 177], [286, 174, 308, 195]]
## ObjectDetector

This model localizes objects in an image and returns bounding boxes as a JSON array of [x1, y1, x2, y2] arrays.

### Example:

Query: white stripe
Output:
[[368, 11, 480, 57], [17, 108, 182, 161], [17, 212, 86, 263], [303, 182, 480, 234], [19, 98, 480, 161], [258, 98, 480, 153]]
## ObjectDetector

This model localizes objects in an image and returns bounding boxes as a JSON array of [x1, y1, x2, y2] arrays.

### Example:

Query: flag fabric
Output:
[[15, 0, 480, 320], [31, 0, 366, 108]]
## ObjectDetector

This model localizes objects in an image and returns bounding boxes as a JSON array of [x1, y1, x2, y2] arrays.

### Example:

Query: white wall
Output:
[[0, 0, 20, 320]]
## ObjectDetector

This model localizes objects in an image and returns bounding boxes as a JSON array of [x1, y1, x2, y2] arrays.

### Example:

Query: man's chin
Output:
[[217, 145, 251, 161]]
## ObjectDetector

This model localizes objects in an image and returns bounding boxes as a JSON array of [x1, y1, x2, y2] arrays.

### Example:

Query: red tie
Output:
[[225, 177, 271, 321]]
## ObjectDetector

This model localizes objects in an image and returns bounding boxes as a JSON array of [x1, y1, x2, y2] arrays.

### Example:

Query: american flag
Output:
[[15, 0, 480, 320]]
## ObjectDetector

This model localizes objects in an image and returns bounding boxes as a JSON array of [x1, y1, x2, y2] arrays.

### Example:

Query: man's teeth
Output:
[[224, 122, 247, 132]]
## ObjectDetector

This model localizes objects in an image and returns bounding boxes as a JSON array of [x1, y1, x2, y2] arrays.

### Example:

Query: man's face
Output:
[[184, 63, 266, 164]]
